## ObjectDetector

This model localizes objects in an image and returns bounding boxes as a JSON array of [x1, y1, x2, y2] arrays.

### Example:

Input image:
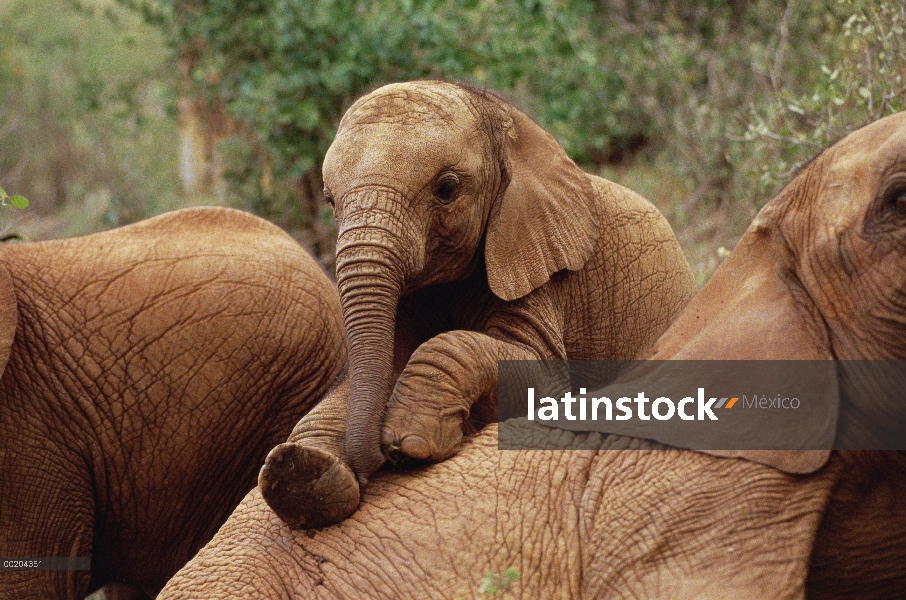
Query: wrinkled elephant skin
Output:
[[165, 426, 846, 599], [0, 207, 346, 599], [161, 113, 906, 598], [262, 81, 695, 523]]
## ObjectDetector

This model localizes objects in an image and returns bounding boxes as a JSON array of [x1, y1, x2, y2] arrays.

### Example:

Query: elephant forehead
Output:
[[338, 121, 464, 163], [343, 82, 474, 130], [872, 112, 906, 171], [837, 110, 906, 156], [767, 112, 906, 237], [823, 111, 906, 182], [325, 124, 470, 192], [805, 113, 906, 229]]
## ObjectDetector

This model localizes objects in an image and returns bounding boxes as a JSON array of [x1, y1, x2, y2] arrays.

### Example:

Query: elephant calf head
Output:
[[322, 80, 678, 480]]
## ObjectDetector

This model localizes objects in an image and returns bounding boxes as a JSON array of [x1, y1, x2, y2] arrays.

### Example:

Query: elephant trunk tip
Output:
[[346, 437, 387, 485], [259, 442, 360, 529]]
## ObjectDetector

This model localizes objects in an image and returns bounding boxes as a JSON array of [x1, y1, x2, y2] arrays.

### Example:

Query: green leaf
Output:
[[0, 187, 6, 199], [10, 196, 29, 209], [479, 572, 497, 595]]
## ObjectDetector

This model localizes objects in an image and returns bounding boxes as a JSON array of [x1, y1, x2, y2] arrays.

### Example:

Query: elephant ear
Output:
[[484, 107, 600, 301], [650, 213, 837, 475], [554, 211, 837, 475], [0, 262, 17, 379]]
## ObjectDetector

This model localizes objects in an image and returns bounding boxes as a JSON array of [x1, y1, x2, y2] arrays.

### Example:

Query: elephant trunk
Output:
[[336, 226, 410, 484]]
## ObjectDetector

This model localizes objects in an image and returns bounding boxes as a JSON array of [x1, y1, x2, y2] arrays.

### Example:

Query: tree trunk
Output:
[[176, 51, 238, 204]]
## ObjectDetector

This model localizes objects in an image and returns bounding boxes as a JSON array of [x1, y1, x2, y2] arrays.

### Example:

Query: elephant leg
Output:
[[383, 287, 568, 463], [260, 308, 432, 530], [0, 458, 94, 600], [380, 330, 549, 463], [259, 378, 361, 529]]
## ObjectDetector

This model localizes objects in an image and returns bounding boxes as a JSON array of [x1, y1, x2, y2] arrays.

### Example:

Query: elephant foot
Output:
[[380, 407, 464, 465], [380, 429, 432, 466], [259, 443, 360, 529]]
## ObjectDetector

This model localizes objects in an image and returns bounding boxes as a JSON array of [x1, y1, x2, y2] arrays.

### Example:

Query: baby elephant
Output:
[[161, 110, 906, 600], [0, 207, 346, 600], [258, 80, 695, 527]]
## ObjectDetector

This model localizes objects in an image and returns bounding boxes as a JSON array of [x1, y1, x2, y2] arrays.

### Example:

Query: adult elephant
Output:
[[315, 80, 695, 484], [160, 113, 906, 598], [0, 207, 346, 600]]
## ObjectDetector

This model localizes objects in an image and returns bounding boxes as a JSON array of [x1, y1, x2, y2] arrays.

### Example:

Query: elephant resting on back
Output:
[[256, 80, 696, 526], [159, 113, 906, 598], [0, 207, 346, 600]]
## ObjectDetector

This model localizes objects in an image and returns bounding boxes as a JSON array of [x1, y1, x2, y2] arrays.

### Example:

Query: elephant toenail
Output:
[[380, 426, 398, 449], [400, 435, 431, 460]]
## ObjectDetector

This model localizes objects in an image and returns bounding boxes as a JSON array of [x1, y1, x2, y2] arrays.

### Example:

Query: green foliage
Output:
[[113, 0, 906, 281], [743, 0, 906, 185], [0, 186, 29, 209], [599, 0, 906, 282], [153, 0, 638, 181], [6, 0, 903, 283], [478, 567, 521, 597], [0, 0, 179, 237], [0, 186, 29, 244]]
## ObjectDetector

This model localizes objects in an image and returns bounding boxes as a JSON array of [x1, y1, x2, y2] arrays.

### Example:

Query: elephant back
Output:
[[122, 206, 300, 243]]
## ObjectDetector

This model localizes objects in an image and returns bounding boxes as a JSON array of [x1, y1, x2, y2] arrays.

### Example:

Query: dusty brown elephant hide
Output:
[[159, 113, 906, 599], [258, 81, 696, 524], [0, 207, 346, 600]]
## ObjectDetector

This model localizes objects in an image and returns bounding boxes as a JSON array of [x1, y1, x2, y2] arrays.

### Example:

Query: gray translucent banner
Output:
[[497, 361, 906, 450], [0, 557, 90, 570]]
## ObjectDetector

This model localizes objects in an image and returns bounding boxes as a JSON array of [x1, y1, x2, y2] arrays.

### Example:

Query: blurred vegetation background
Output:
[[1, 0, 904, 283]]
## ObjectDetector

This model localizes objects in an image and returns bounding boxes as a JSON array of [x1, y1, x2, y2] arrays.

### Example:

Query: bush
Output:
[[599, 0, 906, 283], [6, 0, 902, 283], [0, 0, 180, 238]]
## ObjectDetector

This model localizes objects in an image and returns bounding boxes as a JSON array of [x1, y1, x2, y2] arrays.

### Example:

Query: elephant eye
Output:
[[894, 190, 906, 215], [323, 188, 335, 207], [434, 173, 461, 204]]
